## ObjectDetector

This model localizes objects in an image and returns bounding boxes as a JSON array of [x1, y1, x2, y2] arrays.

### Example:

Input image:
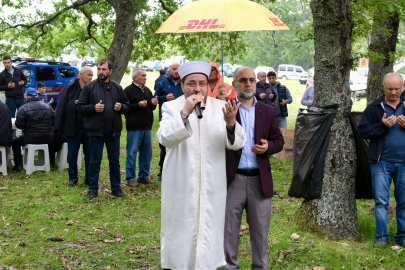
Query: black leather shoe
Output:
[[13, 165, 23, 172], [111, 189, 126, 198], [85, 191, 98, 201]]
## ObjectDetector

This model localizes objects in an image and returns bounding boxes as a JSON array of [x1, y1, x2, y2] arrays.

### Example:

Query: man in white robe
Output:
[[156, 61, 246, 270]]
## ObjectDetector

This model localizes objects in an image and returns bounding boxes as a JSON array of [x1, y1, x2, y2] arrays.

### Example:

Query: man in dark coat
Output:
[[0, 100, 12, 147], [359, 73, 405, 248], [124, 68, 158, 187], [11, 88, 55, 171], [55, 66, 93, 186], [224, 67, 284, 270], [255, 71, 277, 106], [154, 69, 166, 91], [154, 63, 183, 181], [77, 59, 129, 200], [0, 56, 27, 118]]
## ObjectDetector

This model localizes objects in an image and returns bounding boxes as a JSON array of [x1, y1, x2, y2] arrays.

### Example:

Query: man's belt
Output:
[[236, 168, 260, 177]]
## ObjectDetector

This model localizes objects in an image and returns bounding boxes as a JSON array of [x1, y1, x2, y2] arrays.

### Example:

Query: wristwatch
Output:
[[181, 110, 189, 119]]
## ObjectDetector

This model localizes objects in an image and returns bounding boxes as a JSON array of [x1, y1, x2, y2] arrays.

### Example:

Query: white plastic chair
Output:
[[0, 146, 7, 175], [22, 144, 50, 175], [55, 143, 82, 171]]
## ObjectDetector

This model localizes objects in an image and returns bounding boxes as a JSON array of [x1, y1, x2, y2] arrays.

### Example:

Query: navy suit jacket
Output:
[[226, 101, 284, 198]]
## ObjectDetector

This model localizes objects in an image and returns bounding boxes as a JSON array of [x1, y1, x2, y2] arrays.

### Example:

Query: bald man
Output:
[[55, 66, 94, 186], [154, 63, 184, 182], [255, 71, 277, 106], [359, 73, 405, 248]]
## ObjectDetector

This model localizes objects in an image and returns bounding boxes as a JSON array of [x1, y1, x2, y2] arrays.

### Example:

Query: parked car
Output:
[[84, 56, 97, 67], [350, 68, 368, 97], [226, 65, 242, 77], [61, 55, 79, 66], [141, 60, 162, 72], [277, 64, 306, 80], [15, 59, 79, 104], [218, 63, 232, 76]]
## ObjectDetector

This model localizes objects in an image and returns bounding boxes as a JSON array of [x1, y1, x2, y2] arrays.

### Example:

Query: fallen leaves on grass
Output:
[[47, 236, 64, 241], [239, 225, 249, 236], [103, 238, 123, 243], [277, 241, 314, 263], [379, 256, 385, 263], [66, 218, 79, 225]]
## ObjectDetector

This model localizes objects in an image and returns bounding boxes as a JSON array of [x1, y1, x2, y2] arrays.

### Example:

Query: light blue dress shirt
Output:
[[237, 97, 259, 169]]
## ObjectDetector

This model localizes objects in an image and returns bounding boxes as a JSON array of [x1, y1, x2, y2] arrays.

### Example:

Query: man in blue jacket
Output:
[[267, 71, 292, 129], [154, 63, 183, 182], [359, 73, 405, 248]]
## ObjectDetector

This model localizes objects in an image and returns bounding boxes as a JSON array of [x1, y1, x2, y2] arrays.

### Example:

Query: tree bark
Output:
[[294, 0, 360, 239], [366, 10, 399, 105], [106, 0, 139, 83]]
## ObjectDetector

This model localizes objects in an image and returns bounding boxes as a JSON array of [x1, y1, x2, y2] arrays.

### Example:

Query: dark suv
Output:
[[15, 60, 79, 103]]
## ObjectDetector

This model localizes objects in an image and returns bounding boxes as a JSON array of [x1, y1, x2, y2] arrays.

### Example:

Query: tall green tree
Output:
[[0, 0, 250, 83], [240, 0, 314, 70], [294, 0, 360, 239]]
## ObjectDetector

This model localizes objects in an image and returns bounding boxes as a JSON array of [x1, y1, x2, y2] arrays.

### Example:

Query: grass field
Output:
[[1, 70, 402, 269]]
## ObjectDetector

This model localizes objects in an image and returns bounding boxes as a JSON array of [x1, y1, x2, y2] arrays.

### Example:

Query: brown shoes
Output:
[[127, 180, 139, 187], [138, 177, 155, 184]]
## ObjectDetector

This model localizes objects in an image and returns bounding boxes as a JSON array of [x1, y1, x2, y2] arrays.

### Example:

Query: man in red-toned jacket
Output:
[[208, 62, 237, 101], [224, 67, 284, 270]]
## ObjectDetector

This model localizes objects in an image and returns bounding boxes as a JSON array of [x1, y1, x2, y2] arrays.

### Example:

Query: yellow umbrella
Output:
[[156, 0, 289, 81]]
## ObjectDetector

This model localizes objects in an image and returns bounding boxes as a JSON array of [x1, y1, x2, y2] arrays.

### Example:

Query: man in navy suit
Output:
[[224, 67, 284, 270]]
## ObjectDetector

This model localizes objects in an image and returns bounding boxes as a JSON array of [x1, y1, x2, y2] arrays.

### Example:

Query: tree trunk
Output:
[[106, 0, 139, 83], [294, 0, 360, 239], [366, 10, 399, 105]]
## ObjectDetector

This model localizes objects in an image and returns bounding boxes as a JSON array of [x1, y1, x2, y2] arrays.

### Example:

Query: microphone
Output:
[[195, 102, 203, 119]]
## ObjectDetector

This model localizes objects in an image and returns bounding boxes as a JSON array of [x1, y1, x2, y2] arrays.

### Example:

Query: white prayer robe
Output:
[[156, 96, 246, 270]]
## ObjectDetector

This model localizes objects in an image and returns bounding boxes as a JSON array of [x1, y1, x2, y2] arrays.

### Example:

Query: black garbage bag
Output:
[[348, 112, 373, 199], [288, 107, 336, 199]]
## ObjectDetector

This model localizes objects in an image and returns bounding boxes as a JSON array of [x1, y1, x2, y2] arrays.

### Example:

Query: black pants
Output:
[[48, 133, 66, 165], [159, 143, 166, 175]]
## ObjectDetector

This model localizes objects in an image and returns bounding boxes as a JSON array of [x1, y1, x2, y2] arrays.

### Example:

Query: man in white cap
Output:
[[156, 60, 246, 270]]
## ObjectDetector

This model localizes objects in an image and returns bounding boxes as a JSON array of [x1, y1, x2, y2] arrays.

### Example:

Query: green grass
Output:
[[0, 71, 402, 269]]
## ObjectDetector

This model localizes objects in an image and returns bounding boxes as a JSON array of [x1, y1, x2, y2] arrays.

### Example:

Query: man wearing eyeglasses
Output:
[[225, 67, 284, 270], [156, 61, 246, 270]]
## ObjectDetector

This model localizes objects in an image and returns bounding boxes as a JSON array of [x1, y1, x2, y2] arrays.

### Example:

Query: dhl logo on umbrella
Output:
[[179, 19, 225, 30], [269, 18, 286, 27]]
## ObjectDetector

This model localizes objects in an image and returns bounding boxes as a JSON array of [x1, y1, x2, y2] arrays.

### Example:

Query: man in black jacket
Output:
[[0, 56, 27, 118], [11, 88, 55, 171], [124, 69, 158, 187], [77, 59, 129, 200], [55, 66, 93, 186], [0, 100, 12, 147], [154, 69, 166, 91]]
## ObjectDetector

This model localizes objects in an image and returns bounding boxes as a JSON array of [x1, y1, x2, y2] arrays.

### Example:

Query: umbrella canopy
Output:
[[155, 0, 289, 33]]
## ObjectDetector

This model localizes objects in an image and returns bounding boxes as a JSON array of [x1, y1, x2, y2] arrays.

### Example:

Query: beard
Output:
[[98, 73, 110, 82], [172, 75, 180, 80], [236, 89, 256, 100]]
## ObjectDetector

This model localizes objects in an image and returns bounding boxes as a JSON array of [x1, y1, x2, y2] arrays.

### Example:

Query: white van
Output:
[[277, 64, 306, 80]]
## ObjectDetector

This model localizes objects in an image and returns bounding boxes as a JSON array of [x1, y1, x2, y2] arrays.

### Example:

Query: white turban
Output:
[[178, 61, 211, 80]]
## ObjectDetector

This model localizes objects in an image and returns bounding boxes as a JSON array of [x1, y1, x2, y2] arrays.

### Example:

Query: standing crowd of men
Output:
[[2, 53, 405, 269]]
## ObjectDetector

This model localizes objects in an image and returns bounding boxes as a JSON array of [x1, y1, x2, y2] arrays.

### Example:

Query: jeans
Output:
[[66, 121, 90, 183], [6, 97, 25, 118], [88, 127, 121, 193], [370, 161, 405, 243], [277, 115, 287, 129], [125, 130, 152, 181]]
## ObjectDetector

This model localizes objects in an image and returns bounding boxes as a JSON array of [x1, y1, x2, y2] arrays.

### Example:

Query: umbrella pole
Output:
[[221, 32, 224, 83]]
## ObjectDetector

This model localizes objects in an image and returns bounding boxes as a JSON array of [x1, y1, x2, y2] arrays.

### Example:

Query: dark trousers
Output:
[[88, 127, 121, 193], [6, 97, 24, 118], [67, 121, 90, 183], [48, 133, 66, 165], [224, 174, 272, 270], [158, 143, 166, 175]]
